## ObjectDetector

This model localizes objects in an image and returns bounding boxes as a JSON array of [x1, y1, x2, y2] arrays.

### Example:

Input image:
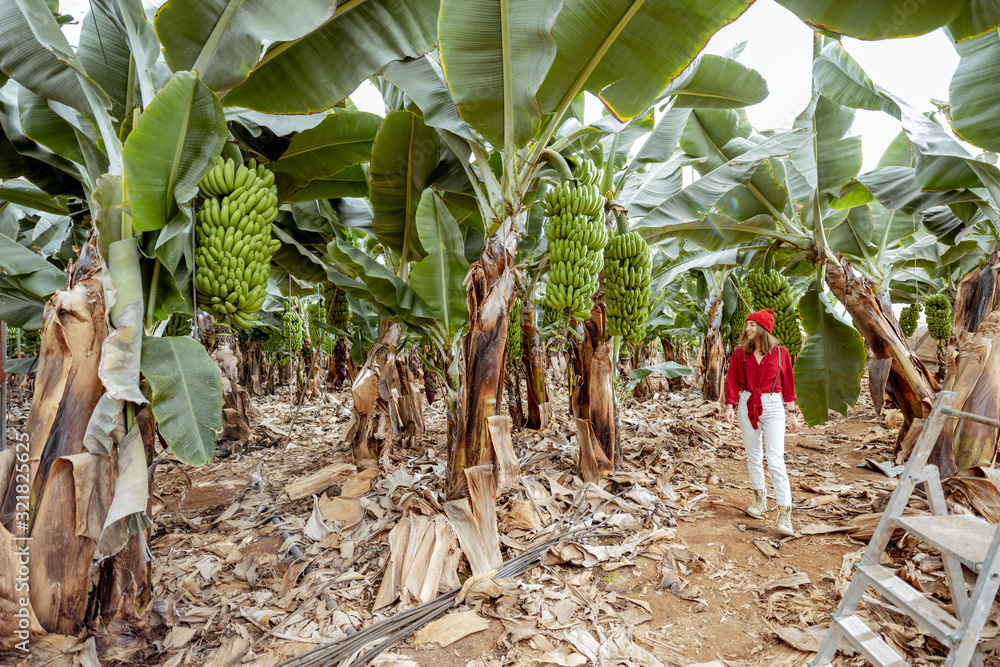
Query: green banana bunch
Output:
[[925, 294, 952, 342], [899, 303, 921, 339], [195, 157, 280, 329], [542, 158, 608, 321], [283, 304, 304, 354], [603, 230, 651, 342], [542, 303, 560, 331], [745, 269, 802, 355], [330, 288, 350, 331], [306, 300, 322, 351], [164, 313, 192, 337], [728, 280, 752, 348], [507, 297, 522, 370]]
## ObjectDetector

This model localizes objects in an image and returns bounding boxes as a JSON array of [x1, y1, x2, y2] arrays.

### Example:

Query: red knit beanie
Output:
[[746, 309, 774, 334]]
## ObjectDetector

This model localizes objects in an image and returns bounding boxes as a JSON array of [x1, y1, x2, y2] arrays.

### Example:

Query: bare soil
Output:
[[84, 373, 1000, 667]]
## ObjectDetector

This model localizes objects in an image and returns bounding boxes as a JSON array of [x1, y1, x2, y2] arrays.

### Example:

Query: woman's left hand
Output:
[[787, 412, 799, 434]]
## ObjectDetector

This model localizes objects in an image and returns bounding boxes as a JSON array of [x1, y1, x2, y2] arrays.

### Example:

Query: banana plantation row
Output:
[[1, 0, 1000, 657]]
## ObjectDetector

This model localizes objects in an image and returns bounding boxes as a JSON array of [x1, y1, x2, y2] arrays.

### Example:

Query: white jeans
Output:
[[737, 391, 791, 507]]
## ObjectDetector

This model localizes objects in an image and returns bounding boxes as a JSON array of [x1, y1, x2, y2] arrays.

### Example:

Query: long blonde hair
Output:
[[740, 325, 779, 357]]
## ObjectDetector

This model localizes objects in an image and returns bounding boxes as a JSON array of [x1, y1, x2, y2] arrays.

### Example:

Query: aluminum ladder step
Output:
[[824, 614, 909, 667], [893, 514, 995, 572], [855, 564, 959, 645]]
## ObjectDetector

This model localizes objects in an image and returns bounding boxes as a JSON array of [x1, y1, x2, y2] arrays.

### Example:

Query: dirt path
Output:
[[140, 378, 996, 667]]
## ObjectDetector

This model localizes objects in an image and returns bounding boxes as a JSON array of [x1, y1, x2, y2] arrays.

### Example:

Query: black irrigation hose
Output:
[[271, 485, 624, 667]]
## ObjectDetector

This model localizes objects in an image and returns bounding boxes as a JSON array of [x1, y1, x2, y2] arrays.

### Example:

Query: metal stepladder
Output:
[[809, 391, 1000, 667]]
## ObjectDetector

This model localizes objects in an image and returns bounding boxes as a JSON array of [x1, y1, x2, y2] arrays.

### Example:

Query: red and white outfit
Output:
[[725, 345, 796, 507]]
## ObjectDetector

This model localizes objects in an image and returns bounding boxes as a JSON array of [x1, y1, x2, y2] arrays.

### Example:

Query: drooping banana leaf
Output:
[[140, 335, 223, 466], [369, 110, 438, 263], [269, 110, 381, 202], [219, 0, 440, 114], [536, 0, 754, 122], [438, 0, 560, 149], [793, 285, 867, 427], [409, 189, 470, 337], [122, 70, 227, 232], [154, 0, 338, 93]]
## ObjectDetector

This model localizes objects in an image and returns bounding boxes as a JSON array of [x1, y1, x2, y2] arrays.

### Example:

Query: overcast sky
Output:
[[59, 0, 962, 173]]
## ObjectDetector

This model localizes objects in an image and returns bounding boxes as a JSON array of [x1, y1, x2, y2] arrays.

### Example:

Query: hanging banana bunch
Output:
[[164, 313, 192, 337], [603, 231, 651, 342], [506, 297, 522, 370], [925, 294, 952, 343], [541, 159, 608, 322], [195, 156, 280, 329], [899, 303, 921, 339], [745, 269, 802, 355], [330, 288, 351, 331], [728, 280, 752, 348], [282, 302, 304, 355]]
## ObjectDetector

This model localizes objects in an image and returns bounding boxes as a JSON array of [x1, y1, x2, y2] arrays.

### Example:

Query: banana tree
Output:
[[0, 0, 449, 647]]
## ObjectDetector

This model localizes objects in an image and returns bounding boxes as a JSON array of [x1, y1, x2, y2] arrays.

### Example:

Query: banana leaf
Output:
[[793, 285, 866, 427], [122, 70, 227, 232], [154, 0, 338, 93], [369, 110, 438, 263], [537, 0, 753, 122], [438, 0, 560, 149], [220, 0, 440, 114], [409, 189, 470, 337], [141, 335, 223, 466]]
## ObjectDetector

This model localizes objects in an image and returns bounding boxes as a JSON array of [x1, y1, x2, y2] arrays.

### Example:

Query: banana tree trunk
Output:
[[345, 323, 423, 467], [825, 260, 945, 464], [702, 298, 725, 402], [934, 256, 1000, 471], [447, 217, 519, 496], [568, 295, 619, 466], [506, 367, 524, 426], [521, 299, 551, 429], [661, 338, 685, 391], [0, 242, 149, 647], [208, 322, 257, 443]]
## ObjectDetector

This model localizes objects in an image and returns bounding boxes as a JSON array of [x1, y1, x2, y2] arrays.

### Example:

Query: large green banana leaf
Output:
[[409, 190, 470, 337], [77, 7, 131, 123], [813, 42, 999, 195], [381, 56, 480, 145], [634, 128, 812, 243], [788, 95, 862, 198], [369, 110, 438, 264], [618, 107, 691, 183], [0, 231, 65, 297], [154, 0, 338, 93], [18, 87, 105, 175], [327, 239, 435, 327], [220, 0, 440, 114], [122, 71, 227, 232], [0, 290, 44, 329], [679, 109, 791, 223], [438, 0, 560, 150], [663, 54, 768, 109], [949, 30, 1000, 152], [270, 224, 330, 283], [141, 335, 222, 466], [285, 165, 368, 203], [793, 285, 866, 427], [0, 0, 111, 116], [857, 167, 979, 215], [776, 0, 967, 40], [0, 179, 70, 214], [537, 0, 753, 122], [269, 110, 381, 201]]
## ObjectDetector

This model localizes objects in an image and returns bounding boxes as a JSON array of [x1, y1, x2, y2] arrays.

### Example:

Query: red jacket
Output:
[[725, 346, 796, 428]]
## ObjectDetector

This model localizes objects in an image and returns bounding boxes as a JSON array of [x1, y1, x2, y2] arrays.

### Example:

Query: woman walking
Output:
[[723, 309, 799, 536]]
